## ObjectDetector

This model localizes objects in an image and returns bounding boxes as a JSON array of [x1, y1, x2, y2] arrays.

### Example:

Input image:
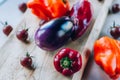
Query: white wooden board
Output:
[[0, 0, 111, 80]]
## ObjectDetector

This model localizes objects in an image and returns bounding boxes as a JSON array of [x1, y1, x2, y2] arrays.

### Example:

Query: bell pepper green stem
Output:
[[60, 57, 72, 68]]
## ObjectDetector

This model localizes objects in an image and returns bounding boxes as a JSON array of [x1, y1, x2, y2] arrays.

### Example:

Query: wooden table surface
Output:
[[0, 0, 119, 80]]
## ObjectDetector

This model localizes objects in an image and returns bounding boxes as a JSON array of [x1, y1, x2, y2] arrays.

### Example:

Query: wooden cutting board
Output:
[[0, 0, 112, 80]]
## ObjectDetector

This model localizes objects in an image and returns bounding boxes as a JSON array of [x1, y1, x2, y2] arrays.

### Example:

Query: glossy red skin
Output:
[[54, 48, 82, 76], [3, 25, 13, 36], [19, 3, 27, 13], [112, 4, 120, 13], [20, 56, 32, 69], [16, 29, 28, 42], [70, 0, 93, 40], [110, 27, 120, 39]]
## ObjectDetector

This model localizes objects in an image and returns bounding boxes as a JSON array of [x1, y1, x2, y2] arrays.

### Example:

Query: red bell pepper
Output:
[[53, 48, 82, 76], [94, 36, 120, 79], [27, 0, 70, 20], [69, 0, 93, 40]]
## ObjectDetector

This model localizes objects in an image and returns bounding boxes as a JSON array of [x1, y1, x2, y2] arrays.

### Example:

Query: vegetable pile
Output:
[[27, 0, 93, 51], [27, 0, 93, 76]]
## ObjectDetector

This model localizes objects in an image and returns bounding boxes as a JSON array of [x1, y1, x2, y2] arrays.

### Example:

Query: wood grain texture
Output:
[[72, 0, 114, 80], [0, 0, 106, 80]]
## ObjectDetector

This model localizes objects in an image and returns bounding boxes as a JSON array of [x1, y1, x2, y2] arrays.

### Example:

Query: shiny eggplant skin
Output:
[[35, 16, 74, 51]]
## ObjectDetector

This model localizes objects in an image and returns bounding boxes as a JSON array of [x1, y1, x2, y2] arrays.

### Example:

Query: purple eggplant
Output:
[[35, 16, 74, 51], [70, 0, 93, 40]]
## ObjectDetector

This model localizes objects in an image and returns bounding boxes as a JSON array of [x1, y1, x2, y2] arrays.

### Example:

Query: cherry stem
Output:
[[113, 21, 116, 27], [26, 52, 34, 58], [26, 52, 30, 57], [26, 28, 29, 31], [5, 21, 8, 25]]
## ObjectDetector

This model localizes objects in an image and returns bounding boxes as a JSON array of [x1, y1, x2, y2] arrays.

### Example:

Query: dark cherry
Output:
[[112, 4, 120, 13], [110, 22, 120, 39], [19, 2, 27, 13], [20, 53, 34, 69], [3, 25, 13, 36], [1, 21, 13, 36], [16, 28, 28, 42], [98, 0, 103, 2]]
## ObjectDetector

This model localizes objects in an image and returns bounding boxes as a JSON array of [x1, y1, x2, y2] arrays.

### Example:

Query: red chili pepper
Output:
[[94, 36, 120, 79], [27, 0, 70, 20], [54, 48, 82, 76]]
